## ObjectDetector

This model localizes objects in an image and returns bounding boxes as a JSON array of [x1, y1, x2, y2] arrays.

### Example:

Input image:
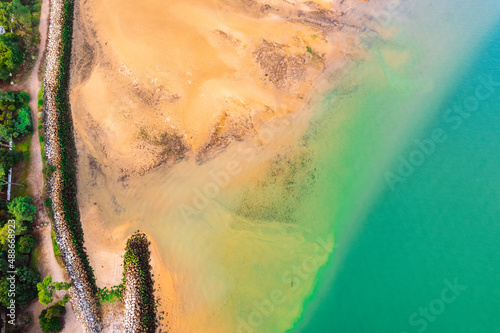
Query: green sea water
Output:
[[289, 1, 500, 332]]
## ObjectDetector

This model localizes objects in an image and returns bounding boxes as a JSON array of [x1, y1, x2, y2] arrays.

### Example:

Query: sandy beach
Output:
[[69, 0, 380, 331]]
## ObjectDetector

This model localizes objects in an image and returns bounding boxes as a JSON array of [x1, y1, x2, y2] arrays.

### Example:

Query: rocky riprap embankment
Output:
[[123, 266, 141, 332], [43, 0, 101, 332], [122, 233, 157, 333]]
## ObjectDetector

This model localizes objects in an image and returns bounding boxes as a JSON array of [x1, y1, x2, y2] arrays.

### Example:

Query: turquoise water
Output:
[[291, 2, 500, 333]]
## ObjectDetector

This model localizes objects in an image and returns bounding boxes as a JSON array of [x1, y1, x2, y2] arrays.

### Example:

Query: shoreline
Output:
[[68, 0, 389, 331], [67, 0, 378, 332], [43, 0, 101, 331]]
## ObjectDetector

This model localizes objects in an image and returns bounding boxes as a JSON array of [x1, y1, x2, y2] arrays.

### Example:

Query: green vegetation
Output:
[[17, 234, 35, 253], [38, 303, 66, 333], [57, 293, 69, 307], [29, 243, 39, 268], [0, 90, 34, 194], [0, 266, 38, 308], [0, 90, 33, 139], [14, 106, 33, 136], [36, 275, 54, 305], [42, 164, 55, 179], [7, 196, 36, 222], [50, 229, 60, 257], [0, 89, 40, 317], [306, 45, 321, 60], [38, 82, 43, 110], [0, 33, 24, 81], [0, 183, 39, 311], [35, 275, 72, 332], [51, 0, 97, 295], [54, 281, 70, 291], [0, 148, 23, 177], [36, 275, 71, 305], [0, 0, 42, 81], [97, 284, 123, 304], [123, 232, 158, 332]]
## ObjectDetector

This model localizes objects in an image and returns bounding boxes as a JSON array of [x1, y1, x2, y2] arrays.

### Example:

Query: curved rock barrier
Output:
[[123, 232, 158, 333], [43, 0, 101, 331]]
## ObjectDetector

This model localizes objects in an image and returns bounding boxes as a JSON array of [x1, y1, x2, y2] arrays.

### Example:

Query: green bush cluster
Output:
[[0, 90, 33, 140], [54, 281, 70, 291], [0, 0, 41, 81], [0, 33, 24, 81], [123, 232, 158, 332], [17, 234, 35, 253], [57, 293, 70, 307], [0, 204, 40, 308], [0, 90, 33, 190], [0, 89, 39, 313], [38, 303, 66, 333], [8, 196, 36, 222], [36, 275, 72, 305], [36, 275, 54, 305], [97, 284, 123, 304]]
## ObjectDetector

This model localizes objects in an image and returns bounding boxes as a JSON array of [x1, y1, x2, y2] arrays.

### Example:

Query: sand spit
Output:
[[43, 0, 101, 331]]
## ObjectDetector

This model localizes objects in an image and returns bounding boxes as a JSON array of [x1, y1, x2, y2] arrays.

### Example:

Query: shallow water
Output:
[[71, 0, 500, 331], [291, 0, 500, 332]]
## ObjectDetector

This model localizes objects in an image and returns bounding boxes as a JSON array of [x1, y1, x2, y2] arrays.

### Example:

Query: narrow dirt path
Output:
[[20, 0, 82, 331]]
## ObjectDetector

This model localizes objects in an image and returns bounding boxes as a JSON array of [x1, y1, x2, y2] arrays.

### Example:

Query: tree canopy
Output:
[[8, 196, 37, 222], [14, 106, 33, 136], [39, 303, 66, 333], [17, 234, 36, 253], [0, 90, 32, 139], [0, 266, 39, 307], [0, 34, 24, 81], [0, 0, 40, 81], [36, 275, 54, 305]]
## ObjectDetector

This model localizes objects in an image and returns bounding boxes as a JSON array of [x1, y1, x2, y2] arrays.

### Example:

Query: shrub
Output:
[[54, 282, 70, 291], [42, 164, 56, 179], [0, 148, 24, 171], [17, 234, 36, 253], [7, 196, 36, 222], [38, 304, 66, 333], [0, 34, 23, 81], [57, 293, 70, 306], [98, 284, 123, 303], [14, 106, 33, 137], [10, 266, 39, 307], [36, 275, 53, 305]]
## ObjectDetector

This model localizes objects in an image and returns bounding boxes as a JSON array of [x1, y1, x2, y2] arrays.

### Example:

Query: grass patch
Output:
[[50, 229, 61, 257], [12, 134, 32, 198], [97, 285, 123, 304], [30, 244, 40, 270], [306, 46, 322, 61], [38, 82, 44, 111]]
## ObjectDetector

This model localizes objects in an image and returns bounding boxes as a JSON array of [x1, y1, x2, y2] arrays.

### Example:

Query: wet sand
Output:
[[69, 0, 378, 331]]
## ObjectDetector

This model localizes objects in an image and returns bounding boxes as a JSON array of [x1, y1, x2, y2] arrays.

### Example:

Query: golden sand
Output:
[[69, 0, 374, 331]]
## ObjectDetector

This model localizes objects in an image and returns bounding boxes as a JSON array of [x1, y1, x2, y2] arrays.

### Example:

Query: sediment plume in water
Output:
[[67, 0, 389, 331]]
